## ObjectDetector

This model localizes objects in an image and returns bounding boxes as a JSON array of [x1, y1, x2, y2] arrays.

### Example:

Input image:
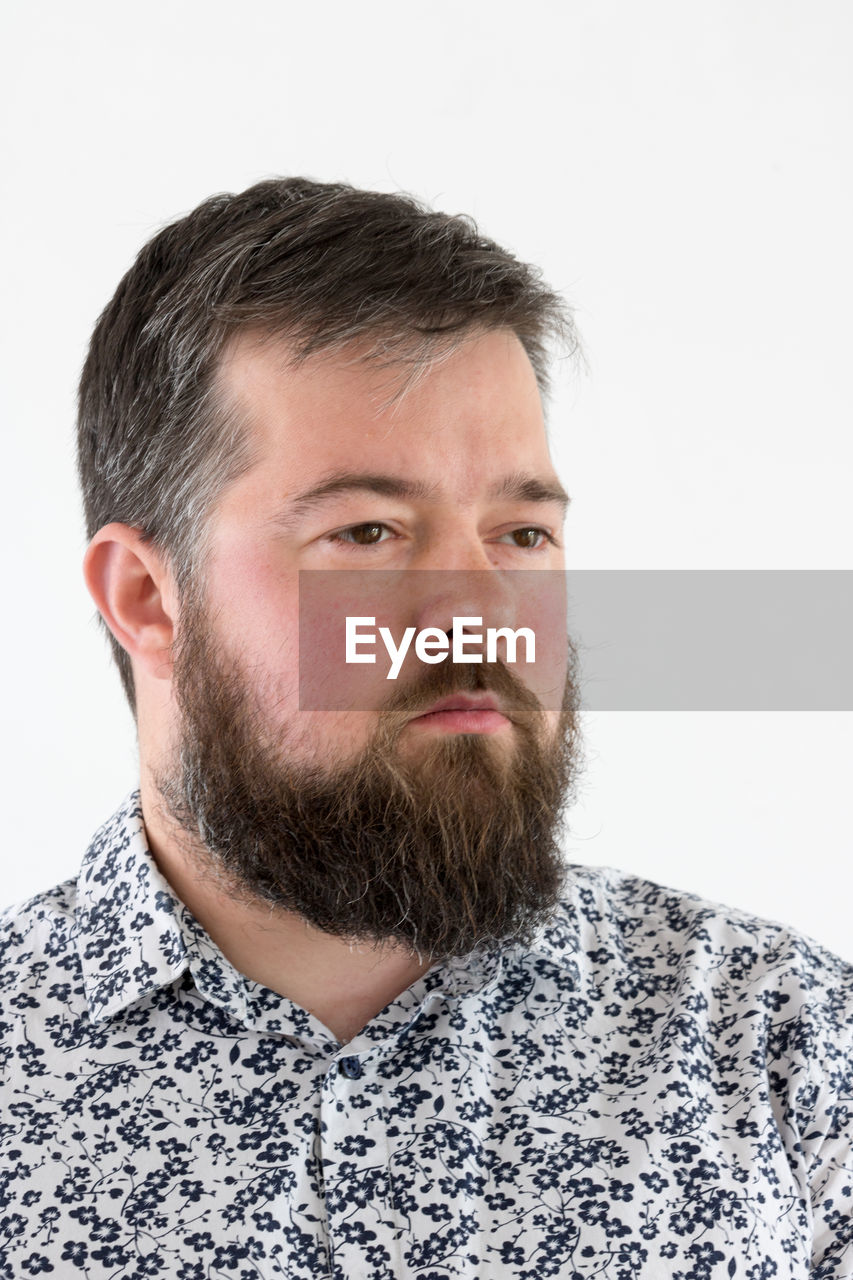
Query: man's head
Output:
[[77, 178, 575, 713], [80, 179, 583, 959]]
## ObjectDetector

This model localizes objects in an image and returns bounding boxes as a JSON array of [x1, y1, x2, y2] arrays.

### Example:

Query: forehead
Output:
[[216, 327, 552, 490]]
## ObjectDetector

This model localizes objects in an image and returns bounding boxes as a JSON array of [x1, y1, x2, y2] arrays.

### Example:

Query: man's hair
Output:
[[77, 178, 576, 712]]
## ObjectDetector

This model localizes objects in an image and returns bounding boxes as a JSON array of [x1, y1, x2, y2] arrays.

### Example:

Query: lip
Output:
[[414, 693, 504, 718], [406, 692, 511, 735]]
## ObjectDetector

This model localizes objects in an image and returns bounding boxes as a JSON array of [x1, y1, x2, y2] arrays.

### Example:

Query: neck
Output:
[[138, 773, 434, 1045]]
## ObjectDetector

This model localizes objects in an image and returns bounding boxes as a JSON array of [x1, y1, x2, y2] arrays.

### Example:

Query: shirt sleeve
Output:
[[781, 935, 853, 1278]]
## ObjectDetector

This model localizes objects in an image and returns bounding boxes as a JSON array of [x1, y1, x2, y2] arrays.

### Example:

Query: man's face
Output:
[[191, 327, 568, 752], [156, 327, 583, 958]]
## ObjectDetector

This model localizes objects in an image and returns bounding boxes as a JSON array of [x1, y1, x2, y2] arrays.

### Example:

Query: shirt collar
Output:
[[75, 792, 320, 1036], [526, 870, 586, 980], [75, 790, 583, 1033], [75, 791, 193, 1023]]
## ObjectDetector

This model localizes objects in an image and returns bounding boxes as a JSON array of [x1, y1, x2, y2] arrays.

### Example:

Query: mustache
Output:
[[375, 656, 546, 727]]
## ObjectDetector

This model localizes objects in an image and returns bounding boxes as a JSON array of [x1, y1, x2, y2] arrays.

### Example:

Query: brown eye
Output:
[[347, 523, 385, 544], [511, 528, 545, 548]]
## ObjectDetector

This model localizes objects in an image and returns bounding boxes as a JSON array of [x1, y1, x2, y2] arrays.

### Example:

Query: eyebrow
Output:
[[272, 469, 571, 532], [493, 471, 571, 510]]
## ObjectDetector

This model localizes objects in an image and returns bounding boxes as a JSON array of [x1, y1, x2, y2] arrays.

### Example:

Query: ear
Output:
[[83, 523, 179, 682]]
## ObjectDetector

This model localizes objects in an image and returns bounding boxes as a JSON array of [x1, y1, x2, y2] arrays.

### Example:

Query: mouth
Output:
[[407, 692, 511, 735]]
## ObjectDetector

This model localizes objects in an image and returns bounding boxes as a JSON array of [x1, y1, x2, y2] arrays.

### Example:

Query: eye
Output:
[[329, 522, 395, 546], [501, 527, 557, 549]]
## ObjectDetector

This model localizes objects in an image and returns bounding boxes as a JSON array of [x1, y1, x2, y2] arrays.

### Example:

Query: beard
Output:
[[154, 593, 584, 962]]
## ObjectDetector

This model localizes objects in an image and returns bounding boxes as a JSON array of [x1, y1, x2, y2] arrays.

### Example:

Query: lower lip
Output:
[[408, 708, 510, 734]]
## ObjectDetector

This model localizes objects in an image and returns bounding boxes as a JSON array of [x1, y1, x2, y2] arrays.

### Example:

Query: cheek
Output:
[[210, 549, 300, 668], [208, 553, 377, 760]]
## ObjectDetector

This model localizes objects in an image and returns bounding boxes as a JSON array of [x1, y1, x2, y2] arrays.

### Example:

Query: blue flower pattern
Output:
[[1, 791, 852, 1278]]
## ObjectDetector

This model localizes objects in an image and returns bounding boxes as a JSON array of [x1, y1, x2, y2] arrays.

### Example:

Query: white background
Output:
[[1, 2, 850, 957]]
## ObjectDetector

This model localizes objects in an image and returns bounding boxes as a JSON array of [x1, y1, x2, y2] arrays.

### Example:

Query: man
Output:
[[1, 180, 851, 1280]]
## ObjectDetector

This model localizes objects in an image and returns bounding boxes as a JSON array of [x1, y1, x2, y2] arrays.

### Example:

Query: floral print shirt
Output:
[[1, 790, 852, 1279]]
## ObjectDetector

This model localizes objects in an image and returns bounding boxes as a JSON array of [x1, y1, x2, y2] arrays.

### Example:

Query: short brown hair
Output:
[[77, 178, 576, 711]]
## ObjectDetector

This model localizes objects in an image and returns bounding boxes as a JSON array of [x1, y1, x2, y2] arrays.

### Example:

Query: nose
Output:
[[404, 519, 531, 646], [407, 569, 519, 643]]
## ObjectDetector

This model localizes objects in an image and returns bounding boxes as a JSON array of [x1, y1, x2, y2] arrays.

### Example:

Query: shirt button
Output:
[[339, 1056, 363, 1080]]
